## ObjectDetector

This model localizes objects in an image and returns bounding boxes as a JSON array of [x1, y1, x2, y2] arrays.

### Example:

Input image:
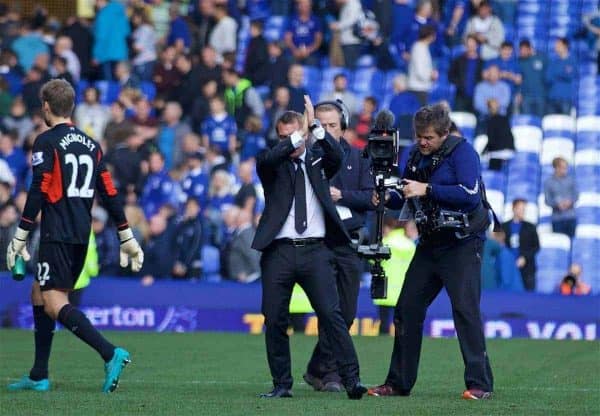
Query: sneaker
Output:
[[303, 373, 324, 391], [462, 389, 492, 400], [7, 376, 50, 392], [103, 347, 131, 393], [322, 381, 343, 393], [368, 384, 407, 397]]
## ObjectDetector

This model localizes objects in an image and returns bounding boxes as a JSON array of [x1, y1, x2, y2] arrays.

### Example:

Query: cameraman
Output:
[[303, 100, 375, 392], [368, 104, 494, 400]]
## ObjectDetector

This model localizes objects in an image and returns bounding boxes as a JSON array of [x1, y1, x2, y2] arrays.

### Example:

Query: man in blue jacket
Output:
[[303, 100, 375, 393], [93, 0, 130, 81], [368, 103, 494, 400], [545, 37, 576, 115]]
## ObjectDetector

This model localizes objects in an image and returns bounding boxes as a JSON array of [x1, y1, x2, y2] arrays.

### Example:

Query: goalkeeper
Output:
[[6, 79, 144, 393]]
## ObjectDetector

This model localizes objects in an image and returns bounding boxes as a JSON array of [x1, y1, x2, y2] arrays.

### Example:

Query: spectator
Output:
[[196, 46, 223, 88], [92, 0, 130, 81], [157, 101, 191, 170], [166, 3, 191, 54], [0, 49, 24, 97], [201, 95, 238, 160], [285, 64, 308, 114], [141, 213, 176, 283], [0, 202, 18, 271], [0, 158, 14, 207], [517, 39, 546, 117], [152, 45, 180, 100], [463, 0, 505, 60], [443, 0, 476, 45], [74, 86, 110, 142], [172, 198, 203, 279], [113, 61, 140, 91], [51, 56, 75, 89], [329, 0, 363, 68], [188, 0, 215, 51], [449, 34, 483, 112], [388, 73, 421, 124], [0, 78, 12, 117], [502, 199, 540, 292], [244, 19, 269, 86], [284, 0, 323, 66], [130, 8, 158, 82], [487, 41, 521, 104], [53, 35, 81, 82], [173, 53, 203, 115], [103, 100, 135, 151], [11, 19, 50, 72], [222, 67, 265, 129], [181, 148, 210, 210], [559, 263, 591, 296], [545, 37, 576, 115], [21, 65, 47, 114], [265, 40, 291, 90], [320, 73, 359, 116], [583, 10, 600, 73], [491, 0, 518, 28], [131, 96, 159, 142], [0, 128, 28, 192], [239, 115, 266, 162], [266, 86, 290, 145], [350, 96, 377, 148], [407, 24, 438, 106], [149, 0, 171, 42], [397, 0, 441, 62], [61, 16, 93, 80], [227, 209, 261, 283], [473, 64, 511, 117], [105, 129, 146, 198], [191, 80, 219, 134], [140, 151, 183, 219], [234, 160, 258, 215], [544, 157, 578, 238], [481, 229, 523, 291], [205, 169, 236, 246], [124, 204, 149, 244], [2, 98, 33, 146], [484, 98, 514, 171], [209, 3, 238, 64], [91, 206, 120, 276]]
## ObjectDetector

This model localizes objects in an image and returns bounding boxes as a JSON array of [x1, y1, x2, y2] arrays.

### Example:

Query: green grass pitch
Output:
[[0, 329, 598, 415]]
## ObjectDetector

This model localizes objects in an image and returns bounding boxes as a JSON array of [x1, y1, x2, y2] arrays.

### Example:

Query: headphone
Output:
[[314, 99, 349, 131]]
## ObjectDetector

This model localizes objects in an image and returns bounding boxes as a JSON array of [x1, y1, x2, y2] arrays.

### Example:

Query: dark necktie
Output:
[[294, 159, 307, 234]]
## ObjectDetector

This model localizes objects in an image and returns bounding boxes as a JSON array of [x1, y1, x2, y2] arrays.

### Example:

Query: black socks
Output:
[[29, 305, 55, 381], [57, 304, 115, 362]]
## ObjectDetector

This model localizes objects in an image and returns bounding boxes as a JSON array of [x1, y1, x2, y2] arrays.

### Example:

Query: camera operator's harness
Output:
[[403, 135, 500, 243]]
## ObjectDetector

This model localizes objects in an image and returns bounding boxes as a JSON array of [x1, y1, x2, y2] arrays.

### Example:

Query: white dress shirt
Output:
[[276, 149, 326, 239]]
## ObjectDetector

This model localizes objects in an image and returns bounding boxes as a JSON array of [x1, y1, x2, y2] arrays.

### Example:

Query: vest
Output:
[[224, 78, 253, 126]]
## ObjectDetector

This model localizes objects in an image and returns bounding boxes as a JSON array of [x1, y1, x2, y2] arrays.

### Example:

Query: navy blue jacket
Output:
[[315, 138, 375, 232], [388, 139, 485, 241]]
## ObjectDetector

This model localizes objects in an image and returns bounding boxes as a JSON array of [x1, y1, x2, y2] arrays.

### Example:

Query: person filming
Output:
[[368, 103, 494, 400]]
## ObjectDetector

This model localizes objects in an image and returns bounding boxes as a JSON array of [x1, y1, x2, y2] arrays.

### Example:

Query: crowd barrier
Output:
[[1, 274, 598, 340]]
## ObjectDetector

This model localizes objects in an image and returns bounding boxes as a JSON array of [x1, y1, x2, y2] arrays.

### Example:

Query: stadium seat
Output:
[[575, 149, 600, 166], [482, 169, 507, 193], [473, 134, 488, 155], [94, 80, 121, 105], [485, 189, 505, 222], [75, 79, 90, 104], [571, 237, 600, 294], [513, 125, 543, 154], [301, 66, 321, 100], [576, 116, 600, 150], [541, 138, 574, 165], [575, 192, 600, 225], [352, 68, 385, 98], [575, 165, 600, 193], [450, 112, 476, 141], [264, 15, 288, 42], [537, 193, 552, 226], [536, 233, 571, 294], [542, 114, 576, 140], [511, 114, 542, 128]]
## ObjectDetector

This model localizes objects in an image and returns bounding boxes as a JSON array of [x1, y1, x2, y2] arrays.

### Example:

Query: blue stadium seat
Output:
[[511, 114, 542, 128], [576, 206, 600, 225], [301, 65, 321, 101], [536, 233, 571, 294], [575, 165, 600, 193], [482, 169, 507, 194], [542, 114, 575, 141], [264, 15, 288, 42], [571, 236, 600, 293], [94, 80, 121, 105], [352, 68, 385, 98], [201, 245, 221, 282], [428, 81, 456, 108], [319, 67, 352, 99], [576, 116, 600, 150], [75, 79, 90, 104]]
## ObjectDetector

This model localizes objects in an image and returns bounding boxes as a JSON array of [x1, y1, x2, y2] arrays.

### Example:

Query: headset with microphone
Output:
[[314, 98, 350, 130]]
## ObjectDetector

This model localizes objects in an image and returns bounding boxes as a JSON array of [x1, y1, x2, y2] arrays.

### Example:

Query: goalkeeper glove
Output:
[[7, 227, 31, 270], [118, 228, 144, 272]]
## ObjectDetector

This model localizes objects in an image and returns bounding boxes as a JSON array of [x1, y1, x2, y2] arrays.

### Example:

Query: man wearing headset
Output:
[[303, 99, 375, 392]]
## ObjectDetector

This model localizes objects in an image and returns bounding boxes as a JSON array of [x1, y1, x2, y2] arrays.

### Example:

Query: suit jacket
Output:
[[252, 134, 351, 251], [449, 54, 483, 98], [502, 220, 540, 277], [313, 137, 374, 232]]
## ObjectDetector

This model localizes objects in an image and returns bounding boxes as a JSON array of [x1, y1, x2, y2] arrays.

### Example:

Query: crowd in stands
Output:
[[0, 0, 598, 294]]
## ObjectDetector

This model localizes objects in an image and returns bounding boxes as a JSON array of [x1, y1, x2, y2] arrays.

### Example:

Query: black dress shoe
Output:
[[259, 386, 293, 398], [303, 373, 324, 391], [346, 382, 368, 400]]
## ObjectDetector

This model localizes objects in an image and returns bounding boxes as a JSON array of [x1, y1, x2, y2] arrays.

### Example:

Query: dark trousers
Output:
[[385, 238, 494, 393], [261, 241, 360, 389], [552, 218, 576, 239], [306, 243, 362, 383]]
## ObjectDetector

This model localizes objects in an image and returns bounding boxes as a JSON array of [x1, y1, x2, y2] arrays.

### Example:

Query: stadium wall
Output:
[[1, 275, 598, 340]]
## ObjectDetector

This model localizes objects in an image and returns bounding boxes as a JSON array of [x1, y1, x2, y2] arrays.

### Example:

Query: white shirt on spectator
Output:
[[209, 16, 238, 63], [60, 49, 81, 82], [407, 40, 434, 93], [132, 24, 158, 66], [336, 0, 363, 46]]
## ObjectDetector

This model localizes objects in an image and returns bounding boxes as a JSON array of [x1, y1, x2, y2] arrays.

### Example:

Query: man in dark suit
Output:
[[252, 96, 367, 400], [448, 34, 484, 112], [502, 199, 540, 291], [303, 100, 374, 392]]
